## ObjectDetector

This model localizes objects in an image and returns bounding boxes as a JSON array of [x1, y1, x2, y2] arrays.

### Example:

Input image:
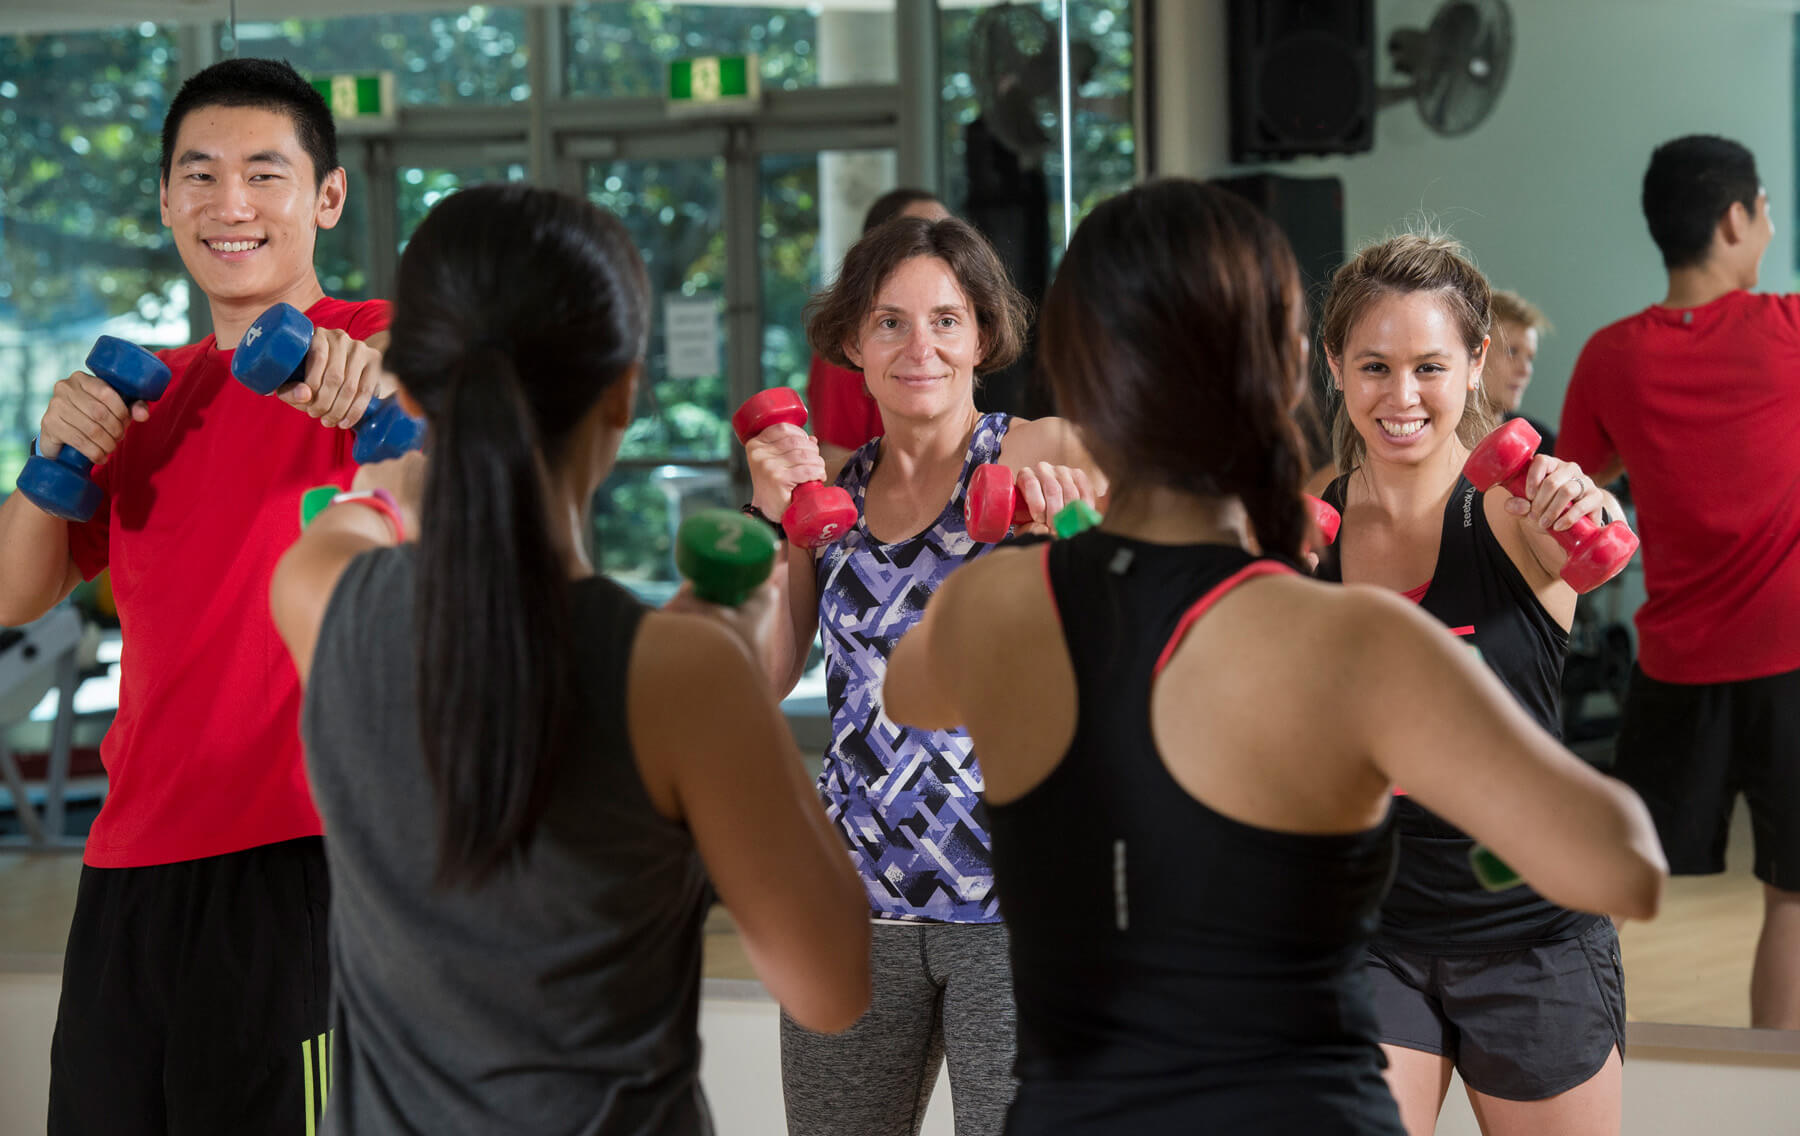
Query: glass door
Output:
[[582, 154, 732, 601]]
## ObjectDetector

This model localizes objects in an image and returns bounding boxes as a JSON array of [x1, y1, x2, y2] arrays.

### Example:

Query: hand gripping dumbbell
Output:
[[675, 509, 779, 606], [15, 338, 173, 521], [231, 303, 426, 464], [1463, 418, 1638, 593], [731, 388, 858, 549], [965, 463, 1035, 543]]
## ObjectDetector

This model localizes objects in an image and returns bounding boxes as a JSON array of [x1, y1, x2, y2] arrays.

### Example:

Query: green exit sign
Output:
[[310, 72, 396, 127], [667, 54, 761, 111]]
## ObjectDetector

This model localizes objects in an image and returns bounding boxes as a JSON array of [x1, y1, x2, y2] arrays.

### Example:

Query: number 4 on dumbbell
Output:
[[232, 302, 426, 464]]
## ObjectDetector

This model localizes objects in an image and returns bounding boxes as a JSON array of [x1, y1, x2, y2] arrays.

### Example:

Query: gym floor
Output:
[[0, 798, 1767, 1028]]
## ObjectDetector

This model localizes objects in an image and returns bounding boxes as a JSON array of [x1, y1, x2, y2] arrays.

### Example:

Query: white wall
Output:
[[1153, 0, 1797, 428]]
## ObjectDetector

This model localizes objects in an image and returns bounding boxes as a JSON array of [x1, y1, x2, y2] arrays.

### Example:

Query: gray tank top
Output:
[[304, 546, 713, 1136]]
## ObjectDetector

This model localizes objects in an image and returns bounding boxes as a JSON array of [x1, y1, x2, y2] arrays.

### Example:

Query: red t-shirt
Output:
[[806, 355, 882, 451], [68, 296, 391, 867], [1559, 290, 1800, 684]]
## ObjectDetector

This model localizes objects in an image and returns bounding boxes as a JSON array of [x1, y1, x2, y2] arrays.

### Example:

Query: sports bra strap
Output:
[[1152, 560, 1296, 678]]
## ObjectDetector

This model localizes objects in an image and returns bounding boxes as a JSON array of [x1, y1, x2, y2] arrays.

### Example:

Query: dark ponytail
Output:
[[383, 184, 649, 888], [1039, 179, 1311, 559], [414, 348, 571, 887]]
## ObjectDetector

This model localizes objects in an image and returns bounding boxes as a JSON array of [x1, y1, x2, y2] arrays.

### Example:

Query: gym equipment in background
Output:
[[0, 607, 86, 850]]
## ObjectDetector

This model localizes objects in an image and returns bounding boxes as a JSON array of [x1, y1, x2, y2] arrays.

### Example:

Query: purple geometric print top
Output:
[[814, 412, 1012, 923]]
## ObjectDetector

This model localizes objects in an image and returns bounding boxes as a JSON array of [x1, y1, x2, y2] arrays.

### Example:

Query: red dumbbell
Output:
[[1464, 418, 1639, 593], [1306, 494, 1340, 546], [732, 388, 859, 549], [965, 463, 1034, 543]]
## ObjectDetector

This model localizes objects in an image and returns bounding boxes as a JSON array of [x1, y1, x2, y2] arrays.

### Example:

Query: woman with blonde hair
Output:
[[1308, 232, 1639, 1135], [1482, 289, 1558, 452]]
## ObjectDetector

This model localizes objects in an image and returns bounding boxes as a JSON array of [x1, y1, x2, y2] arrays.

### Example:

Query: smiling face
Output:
[[844, 255, 982, 424], [159, 104, 344, 309], [1332, 289, 1486, 468]]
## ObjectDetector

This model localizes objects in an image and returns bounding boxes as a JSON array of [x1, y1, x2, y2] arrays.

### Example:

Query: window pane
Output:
[[229, 8, 531, 106], [316, 149, 372, 300], [586, 157, 730, 463], [760, 148, 899, 393], [0, 25, 191, 484], [562, 2, 894, 97], [940, 0, 1135, 245], [396, 162, 529, 251], [590, 464, 734, 602]]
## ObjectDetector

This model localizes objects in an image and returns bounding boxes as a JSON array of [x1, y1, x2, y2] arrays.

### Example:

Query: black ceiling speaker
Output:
[[1228, 0, 1376, 162]]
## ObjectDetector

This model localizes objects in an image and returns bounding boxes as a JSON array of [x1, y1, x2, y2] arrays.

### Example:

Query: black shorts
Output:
[[48, 837, 332, 1136], [1612, 663, 1800, 887], [1366, 919, 1624, 1101]]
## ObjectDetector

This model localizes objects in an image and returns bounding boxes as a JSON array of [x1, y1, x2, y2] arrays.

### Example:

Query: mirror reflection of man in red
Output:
[[1559, 134, 1800, 1030]]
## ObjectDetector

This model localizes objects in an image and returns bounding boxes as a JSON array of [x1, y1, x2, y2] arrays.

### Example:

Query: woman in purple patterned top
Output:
[[743, 217, 1107, 1136]]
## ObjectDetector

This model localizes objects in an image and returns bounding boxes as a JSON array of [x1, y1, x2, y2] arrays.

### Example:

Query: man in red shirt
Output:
[[808, 188, 951, 465], [0, 59, 390, 1132], [1559, 134, 1800, 1029]]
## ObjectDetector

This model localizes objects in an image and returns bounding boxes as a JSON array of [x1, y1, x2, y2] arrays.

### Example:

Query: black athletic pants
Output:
[[47, 836, 332, 1136]]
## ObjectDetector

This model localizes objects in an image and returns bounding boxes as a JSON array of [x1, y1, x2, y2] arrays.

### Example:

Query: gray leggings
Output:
[[780, 921, 1017, 1136]]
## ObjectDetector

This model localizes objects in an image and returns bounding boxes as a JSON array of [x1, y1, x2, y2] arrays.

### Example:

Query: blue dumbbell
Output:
[[15, 338, 173, 521], [231, 303, 426, 464]]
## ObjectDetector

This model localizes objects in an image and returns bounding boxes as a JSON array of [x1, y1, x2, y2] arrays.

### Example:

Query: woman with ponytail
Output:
[[883, 179, 1663, 1133], [1308, 232, 1636, 1136], [270, 183, 869, 1134]]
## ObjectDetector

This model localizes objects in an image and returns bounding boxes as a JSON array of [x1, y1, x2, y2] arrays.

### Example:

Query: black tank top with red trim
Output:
[[989, 532, 1404, 1135], [1317, 474, 1601, 950]]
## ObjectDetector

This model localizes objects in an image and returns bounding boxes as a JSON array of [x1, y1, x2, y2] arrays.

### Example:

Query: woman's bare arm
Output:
[[1340, 587, 1664, 920], [629, 612, 870, 1032]]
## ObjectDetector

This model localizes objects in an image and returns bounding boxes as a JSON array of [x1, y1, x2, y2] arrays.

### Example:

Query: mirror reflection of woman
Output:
[[745, 216, 1106, 1136], [1309, 233, 1638, 1136], [1479, 289, 1557, 455], [880, 179, 1663, 1135]]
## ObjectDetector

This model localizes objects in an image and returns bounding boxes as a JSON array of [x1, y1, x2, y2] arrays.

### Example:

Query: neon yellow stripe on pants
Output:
[[302, 1037, 316, 1136]]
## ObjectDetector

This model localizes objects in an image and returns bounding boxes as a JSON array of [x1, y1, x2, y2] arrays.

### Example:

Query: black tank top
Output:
[[1318, 475, 1601, 949], [990, 533, 1404, 1135]]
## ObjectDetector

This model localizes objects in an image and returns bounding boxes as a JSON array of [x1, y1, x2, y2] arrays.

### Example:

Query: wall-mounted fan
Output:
[[1380, 0, 1513, 136], [968, 2, 1100, 163]]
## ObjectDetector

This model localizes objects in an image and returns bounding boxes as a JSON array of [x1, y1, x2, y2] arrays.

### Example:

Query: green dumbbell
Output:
[[1051, 500, 1103, 540], [300, 485, 339, 530], [675, 509, 779, 606], [1470, 844, 1523, 891]]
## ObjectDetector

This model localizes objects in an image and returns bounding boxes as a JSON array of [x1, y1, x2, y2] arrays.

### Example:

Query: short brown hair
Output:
[[1320, 231, 1497, 475], [806, 216, 1028, 379], [1489, 289, 1553, 336]]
